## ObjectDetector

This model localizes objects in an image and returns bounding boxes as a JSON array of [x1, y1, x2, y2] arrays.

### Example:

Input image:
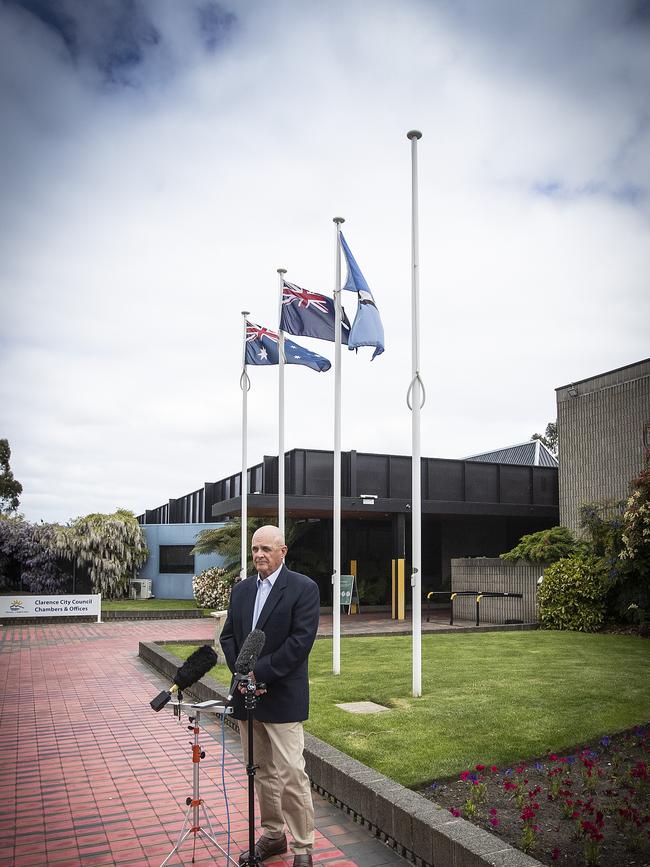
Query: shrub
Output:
[[620, 464, 650, 564], [537, 554, 609, 632], [193, 566, 235, 610], [500, 526, 577, 564]]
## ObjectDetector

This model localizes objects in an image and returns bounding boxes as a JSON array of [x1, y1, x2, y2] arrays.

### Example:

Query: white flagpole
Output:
[[240, 311, 251, 580], [277, 268, 287, 538], [407, 130, 424, 697], [332, 216, 345, 676]]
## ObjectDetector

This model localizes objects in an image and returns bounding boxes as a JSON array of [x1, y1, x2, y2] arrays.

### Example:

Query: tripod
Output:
[[161, 699, 238, 867]]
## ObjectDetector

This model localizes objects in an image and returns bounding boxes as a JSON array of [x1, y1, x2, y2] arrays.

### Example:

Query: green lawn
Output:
[[103, 598, 214, 614], [165, 631, 650, 788]]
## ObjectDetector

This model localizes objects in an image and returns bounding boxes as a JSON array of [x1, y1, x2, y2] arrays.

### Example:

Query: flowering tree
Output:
[[619, 460, 650, 625], [57, 509, 148, 598], [0, 517, 66, 592]]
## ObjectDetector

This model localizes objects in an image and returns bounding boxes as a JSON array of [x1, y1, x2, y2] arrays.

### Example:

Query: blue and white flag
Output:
[[245, 321, 331, 372], [281, 281, 351, 344], [339, 233, 384, 360]]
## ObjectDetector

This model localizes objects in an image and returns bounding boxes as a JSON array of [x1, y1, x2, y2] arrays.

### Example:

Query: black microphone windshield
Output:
[[174, 645, 219, 691], [234, 629, 266, 675]]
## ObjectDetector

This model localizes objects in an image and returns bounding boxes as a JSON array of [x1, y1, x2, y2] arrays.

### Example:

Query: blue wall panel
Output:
[[139, 523, 227, 599]]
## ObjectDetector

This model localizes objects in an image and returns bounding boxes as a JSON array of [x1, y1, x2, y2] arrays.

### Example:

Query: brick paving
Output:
[[0, 619, 411, 867]]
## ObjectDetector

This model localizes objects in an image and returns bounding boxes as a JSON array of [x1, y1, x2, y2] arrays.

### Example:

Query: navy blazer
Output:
[[220, 565, 320, 723]]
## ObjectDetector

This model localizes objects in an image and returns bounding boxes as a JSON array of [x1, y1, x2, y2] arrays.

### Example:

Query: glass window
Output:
[[159, 545, 195, 574]]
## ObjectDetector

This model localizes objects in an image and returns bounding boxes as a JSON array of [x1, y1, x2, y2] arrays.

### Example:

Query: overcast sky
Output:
[[1, 0, 648, 524]]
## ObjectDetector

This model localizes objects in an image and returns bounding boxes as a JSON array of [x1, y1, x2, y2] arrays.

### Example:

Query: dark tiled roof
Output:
[[464, 440, 558, 468]]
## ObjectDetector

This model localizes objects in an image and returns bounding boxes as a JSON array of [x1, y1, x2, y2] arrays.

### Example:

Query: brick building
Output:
[[556, 358, 650, 532]]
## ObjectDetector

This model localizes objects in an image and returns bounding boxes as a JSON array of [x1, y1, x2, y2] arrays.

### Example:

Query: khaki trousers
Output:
[[238, 719, 314, 854]]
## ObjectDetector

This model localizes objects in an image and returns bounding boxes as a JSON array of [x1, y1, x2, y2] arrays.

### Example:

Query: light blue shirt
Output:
[[252, 564, 282, 629]]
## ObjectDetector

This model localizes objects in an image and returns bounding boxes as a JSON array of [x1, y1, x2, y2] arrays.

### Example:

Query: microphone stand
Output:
[[241, 676, 264, 867], [243, 679, 260, 867]]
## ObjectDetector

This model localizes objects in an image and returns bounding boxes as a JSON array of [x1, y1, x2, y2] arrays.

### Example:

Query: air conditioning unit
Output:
[[129, 579, 153, 599]]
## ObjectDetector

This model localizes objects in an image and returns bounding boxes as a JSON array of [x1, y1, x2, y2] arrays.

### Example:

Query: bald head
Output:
[[251, 525, 287, 578]]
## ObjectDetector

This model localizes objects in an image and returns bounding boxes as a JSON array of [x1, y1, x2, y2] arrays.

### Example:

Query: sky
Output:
[[1, 0, 649, 524]]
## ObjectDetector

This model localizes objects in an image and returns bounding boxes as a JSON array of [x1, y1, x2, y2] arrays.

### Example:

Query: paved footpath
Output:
[[0, 620, 409, 867]]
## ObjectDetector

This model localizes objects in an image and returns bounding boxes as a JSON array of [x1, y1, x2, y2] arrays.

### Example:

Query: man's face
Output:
[[251, 527, 287, 578]]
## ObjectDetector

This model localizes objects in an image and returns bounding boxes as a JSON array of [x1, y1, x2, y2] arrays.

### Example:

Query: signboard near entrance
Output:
[[0, 594, 102, 622], [340, 575, 359, 614]]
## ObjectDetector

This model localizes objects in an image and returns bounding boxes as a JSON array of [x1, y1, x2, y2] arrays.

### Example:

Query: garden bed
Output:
[[419, 726, 650, 866]]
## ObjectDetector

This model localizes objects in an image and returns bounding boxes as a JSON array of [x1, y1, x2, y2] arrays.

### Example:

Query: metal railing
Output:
[[426, 590, 524, 626]]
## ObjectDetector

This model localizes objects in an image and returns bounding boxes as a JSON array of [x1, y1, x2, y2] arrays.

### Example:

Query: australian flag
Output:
[[340, 233, 385, 360], [280, 281, 350, 344], [245, 321, 331, 372]]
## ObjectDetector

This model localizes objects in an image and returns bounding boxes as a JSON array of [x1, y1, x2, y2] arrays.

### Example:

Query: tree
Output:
[[500, 526, 577, 563], [0, 517, 66, 593], [192, 517, 313, 583], [531, 422, 558, 456], [56, 509, 149, 598], [0, 439, 22, 514]]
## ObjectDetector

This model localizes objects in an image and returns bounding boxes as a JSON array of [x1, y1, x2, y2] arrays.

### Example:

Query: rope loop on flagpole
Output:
[[406, 372, 426, 410], [240, 369, 251, 392]]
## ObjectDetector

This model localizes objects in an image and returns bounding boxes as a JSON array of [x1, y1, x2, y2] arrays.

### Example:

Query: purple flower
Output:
[[600, 736, 611, 748]]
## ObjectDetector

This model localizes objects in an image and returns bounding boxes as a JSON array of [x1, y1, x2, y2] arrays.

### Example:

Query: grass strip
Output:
[[103, 598, 214, 613], [164, 630, 650, 788]]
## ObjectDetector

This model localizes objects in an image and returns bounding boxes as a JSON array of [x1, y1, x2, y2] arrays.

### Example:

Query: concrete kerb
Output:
[[138, 641, 544, 867]]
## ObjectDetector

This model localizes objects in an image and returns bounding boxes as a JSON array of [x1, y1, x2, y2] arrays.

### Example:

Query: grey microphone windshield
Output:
[[234, 629, 266, 674]]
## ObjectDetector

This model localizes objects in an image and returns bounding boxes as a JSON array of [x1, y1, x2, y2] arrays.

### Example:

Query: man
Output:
[[220, 525, 320, 867]]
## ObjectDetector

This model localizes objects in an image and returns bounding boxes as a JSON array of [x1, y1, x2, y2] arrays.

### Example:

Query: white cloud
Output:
[[1, 0, 648, 522]]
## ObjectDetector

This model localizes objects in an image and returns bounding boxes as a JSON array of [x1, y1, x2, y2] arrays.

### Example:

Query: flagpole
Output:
[[333, 215, 345, 676], [277, 268, 287, 539], [240, 311, 251, 580], [407, 129, 424, 698]]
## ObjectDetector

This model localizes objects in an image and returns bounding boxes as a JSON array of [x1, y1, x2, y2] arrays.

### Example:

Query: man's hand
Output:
[[237, 671, 267, 697]]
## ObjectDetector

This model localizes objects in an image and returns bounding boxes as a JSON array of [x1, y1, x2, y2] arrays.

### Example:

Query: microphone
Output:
[[235, 629, 266, 674], [227, 629, 266, 702], [150, 644, 218, 712]]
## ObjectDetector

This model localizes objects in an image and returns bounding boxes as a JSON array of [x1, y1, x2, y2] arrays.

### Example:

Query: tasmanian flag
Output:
[[340, 233, 385, 360], [245, 321, 331, 372], [280, 281, 350, 344]]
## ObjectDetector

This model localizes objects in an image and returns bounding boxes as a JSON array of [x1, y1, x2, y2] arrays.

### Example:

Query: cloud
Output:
[[1, 0, 648, 523]]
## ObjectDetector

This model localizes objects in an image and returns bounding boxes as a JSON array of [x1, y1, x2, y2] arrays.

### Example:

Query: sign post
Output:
[[339, 575, 359, 615], [0, 594, 102, 622]]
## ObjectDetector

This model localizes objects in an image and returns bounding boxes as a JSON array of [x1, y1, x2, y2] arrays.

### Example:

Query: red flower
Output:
[[551, 848, 560, 861], [489, 817, 500, 828], [489, 808, 498, 816], [460, 770, 470, 781], [490, 765, 498, 772], [475, 764, 485, 771]]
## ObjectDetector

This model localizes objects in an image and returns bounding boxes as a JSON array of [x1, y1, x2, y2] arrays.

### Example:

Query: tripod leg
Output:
[[160, 803, 193, 867]]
